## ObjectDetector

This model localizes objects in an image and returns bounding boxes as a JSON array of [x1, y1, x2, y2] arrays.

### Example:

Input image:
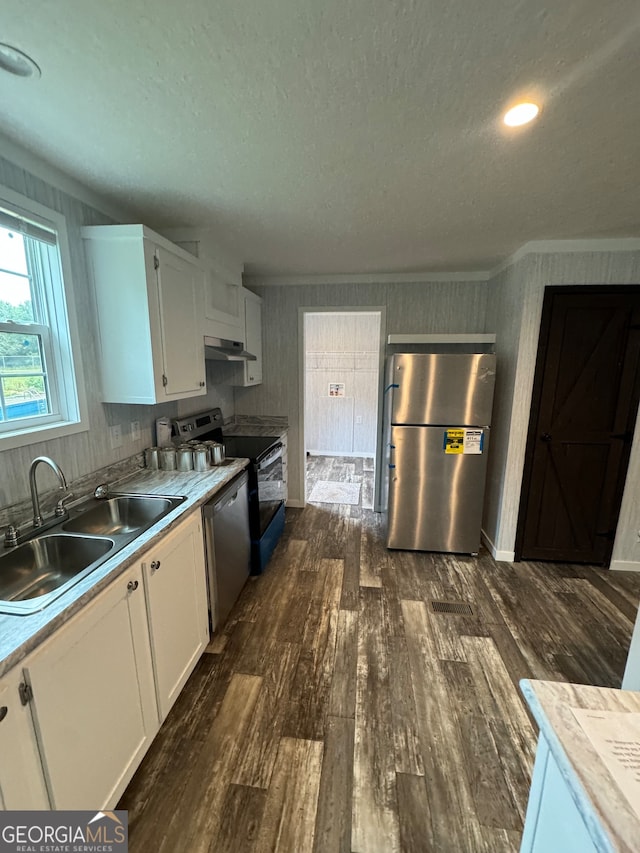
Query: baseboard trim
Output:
[[481, 529, 515, 562], [609, 559, 640, 573], [286, 499, 305, 508]]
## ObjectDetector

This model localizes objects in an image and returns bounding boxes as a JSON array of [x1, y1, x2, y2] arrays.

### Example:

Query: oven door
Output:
[[255, 442, 286, 536]]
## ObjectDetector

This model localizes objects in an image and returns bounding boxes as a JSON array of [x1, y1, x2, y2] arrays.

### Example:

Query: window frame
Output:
[[0, 185, 89, 450], [0, 320, 57, 428]]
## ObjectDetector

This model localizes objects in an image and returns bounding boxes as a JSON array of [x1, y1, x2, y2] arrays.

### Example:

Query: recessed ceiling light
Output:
[[0, 43, 41, 79], [503, 102, 539, 127]]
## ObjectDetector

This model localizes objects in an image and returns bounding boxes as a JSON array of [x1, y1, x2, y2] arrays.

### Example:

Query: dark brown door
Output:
[[516, 287, 640, 565]]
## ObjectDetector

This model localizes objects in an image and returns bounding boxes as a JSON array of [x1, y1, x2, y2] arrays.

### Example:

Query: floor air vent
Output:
[[431, 601, 473, 616]]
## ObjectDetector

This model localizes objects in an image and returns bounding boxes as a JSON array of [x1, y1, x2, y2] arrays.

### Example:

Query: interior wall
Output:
[[305, 312, 380, 455], [483, 248, 640, 568], [236, 278, 489, 505], [0, 156, 235, 511]]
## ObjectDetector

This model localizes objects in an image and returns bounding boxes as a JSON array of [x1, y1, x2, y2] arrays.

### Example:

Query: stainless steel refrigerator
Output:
[[383, 353, 496, 553]]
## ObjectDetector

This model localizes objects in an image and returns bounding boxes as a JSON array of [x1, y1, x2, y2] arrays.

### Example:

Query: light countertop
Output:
[[0, 460, 248, 678], [520, 679, 640, 853]]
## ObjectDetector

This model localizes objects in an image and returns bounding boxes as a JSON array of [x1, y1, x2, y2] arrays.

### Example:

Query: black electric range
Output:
[[171, 408, 286, 574]]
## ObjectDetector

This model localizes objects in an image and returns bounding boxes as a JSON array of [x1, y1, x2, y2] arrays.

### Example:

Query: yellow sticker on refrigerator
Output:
[[444, 429, 464, 453], [443, 428, 484, 454]]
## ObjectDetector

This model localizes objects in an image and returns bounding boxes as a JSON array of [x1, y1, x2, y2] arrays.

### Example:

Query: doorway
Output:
[[300, 309, 384, 507], [516, 286, 640, 565]]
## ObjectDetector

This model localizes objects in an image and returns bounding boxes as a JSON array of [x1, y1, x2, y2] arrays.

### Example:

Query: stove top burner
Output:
[[224, 435, 280, 460]]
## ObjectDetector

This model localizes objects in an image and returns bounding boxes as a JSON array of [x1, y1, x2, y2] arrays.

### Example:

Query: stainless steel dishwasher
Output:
[[202, 470, 250, 632]]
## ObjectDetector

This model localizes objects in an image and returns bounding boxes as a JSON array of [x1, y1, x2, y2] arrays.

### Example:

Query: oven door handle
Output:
[[256, 442, 284, 468]]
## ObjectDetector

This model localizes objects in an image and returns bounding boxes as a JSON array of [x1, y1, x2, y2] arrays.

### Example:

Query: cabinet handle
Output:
[[127, 580, 139, 591], [150, 560, 161, 571], [0, 706, 7, 722], [199, 381, 205, 387]]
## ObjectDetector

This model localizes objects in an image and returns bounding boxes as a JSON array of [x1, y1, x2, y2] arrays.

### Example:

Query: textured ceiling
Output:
[[1, 0, 639, 274]]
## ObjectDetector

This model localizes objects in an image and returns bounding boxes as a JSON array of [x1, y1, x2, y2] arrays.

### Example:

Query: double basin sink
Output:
[[0, 494, 185, 616]]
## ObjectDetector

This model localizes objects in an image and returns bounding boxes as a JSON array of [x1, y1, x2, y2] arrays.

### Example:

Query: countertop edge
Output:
[[520, 678, 637, 853], [0, 460, 249, 678]]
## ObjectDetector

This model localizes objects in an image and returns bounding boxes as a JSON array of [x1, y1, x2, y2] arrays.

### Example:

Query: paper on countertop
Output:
[[571, 707, 640, 817]]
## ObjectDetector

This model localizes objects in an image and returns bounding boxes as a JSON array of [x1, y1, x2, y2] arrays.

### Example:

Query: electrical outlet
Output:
[[356, 415, 363, 424], [109, 424, 123, 449], [130, 420, 141, 442]]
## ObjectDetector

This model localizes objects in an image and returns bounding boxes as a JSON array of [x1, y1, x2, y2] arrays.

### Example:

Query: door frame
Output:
[[515, 284, 640, 563], [298, 306, 387, 509]]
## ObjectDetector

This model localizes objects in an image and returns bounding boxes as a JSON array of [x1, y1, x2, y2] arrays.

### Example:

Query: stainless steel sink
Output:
[[64, 495, 183, 536], [0, 534, 114, 615], [0, 493, 186, 616]]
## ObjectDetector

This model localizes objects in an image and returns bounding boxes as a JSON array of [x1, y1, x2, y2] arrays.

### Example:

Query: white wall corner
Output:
[[481, 529, 515, 562], [609, 559, 640, 573]]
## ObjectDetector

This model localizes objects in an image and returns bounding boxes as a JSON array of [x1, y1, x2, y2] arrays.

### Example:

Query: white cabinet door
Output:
[[82, 224, 207, 404], [203, 268, 244, 340], [231, 288, 263, 387], [24, 564, 158, 810], [243, 291, 263, 385], [0, 667, 49, 809], [155, 245, 206, 397], [141, 512, 209, 721]]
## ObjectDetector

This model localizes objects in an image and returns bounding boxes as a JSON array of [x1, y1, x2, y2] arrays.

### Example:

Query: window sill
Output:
[[0, 418, 90, 452]]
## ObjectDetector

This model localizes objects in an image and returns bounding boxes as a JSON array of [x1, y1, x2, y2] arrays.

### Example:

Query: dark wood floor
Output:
[[119, 455, 640, 852]]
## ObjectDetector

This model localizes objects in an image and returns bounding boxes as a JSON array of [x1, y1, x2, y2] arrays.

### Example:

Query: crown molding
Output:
[[244, 269, 491, 287], [490, 238, 640, 277]]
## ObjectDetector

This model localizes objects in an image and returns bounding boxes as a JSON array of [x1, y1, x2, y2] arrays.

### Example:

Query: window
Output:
[[0, 188, 87, 448]]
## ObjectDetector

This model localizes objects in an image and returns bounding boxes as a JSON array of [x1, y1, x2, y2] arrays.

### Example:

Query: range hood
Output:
[[204, 336, 257, 361]]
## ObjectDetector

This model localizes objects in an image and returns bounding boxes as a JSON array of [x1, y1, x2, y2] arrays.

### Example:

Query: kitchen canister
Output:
[[176, 445, 193, 472], [144, 446, 160, 470], [210, 442, 225, 465], [159, 446, 177, 471], [192, 444, 209, 472], [204, 440, 225, 465]]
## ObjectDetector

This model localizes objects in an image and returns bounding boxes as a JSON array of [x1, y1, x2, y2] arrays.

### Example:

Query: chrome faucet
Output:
[[3, 457, 74, 548], [29, 456, 71, 527]]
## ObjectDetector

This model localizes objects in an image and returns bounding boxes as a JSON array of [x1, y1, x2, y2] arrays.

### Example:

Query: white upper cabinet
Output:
[[203, 266, 244, 342], [232, 287, 263, 387], [82, 225, 207, 404]]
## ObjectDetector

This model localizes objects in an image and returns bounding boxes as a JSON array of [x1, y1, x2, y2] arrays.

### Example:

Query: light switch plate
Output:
[[130, 420, 141, 442]]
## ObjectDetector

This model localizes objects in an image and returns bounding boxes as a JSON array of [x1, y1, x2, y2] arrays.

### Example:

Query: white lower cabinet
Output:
[[23, 563, 158, 810], [0, 666, 49, 809], [141, 512, 209, 721], [1, 509, 209, 810]]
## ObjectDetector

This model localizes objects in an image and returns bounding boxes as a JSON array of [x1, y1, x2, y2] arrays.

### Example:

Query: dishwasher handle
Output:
[[214, 489, 241, 514]]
